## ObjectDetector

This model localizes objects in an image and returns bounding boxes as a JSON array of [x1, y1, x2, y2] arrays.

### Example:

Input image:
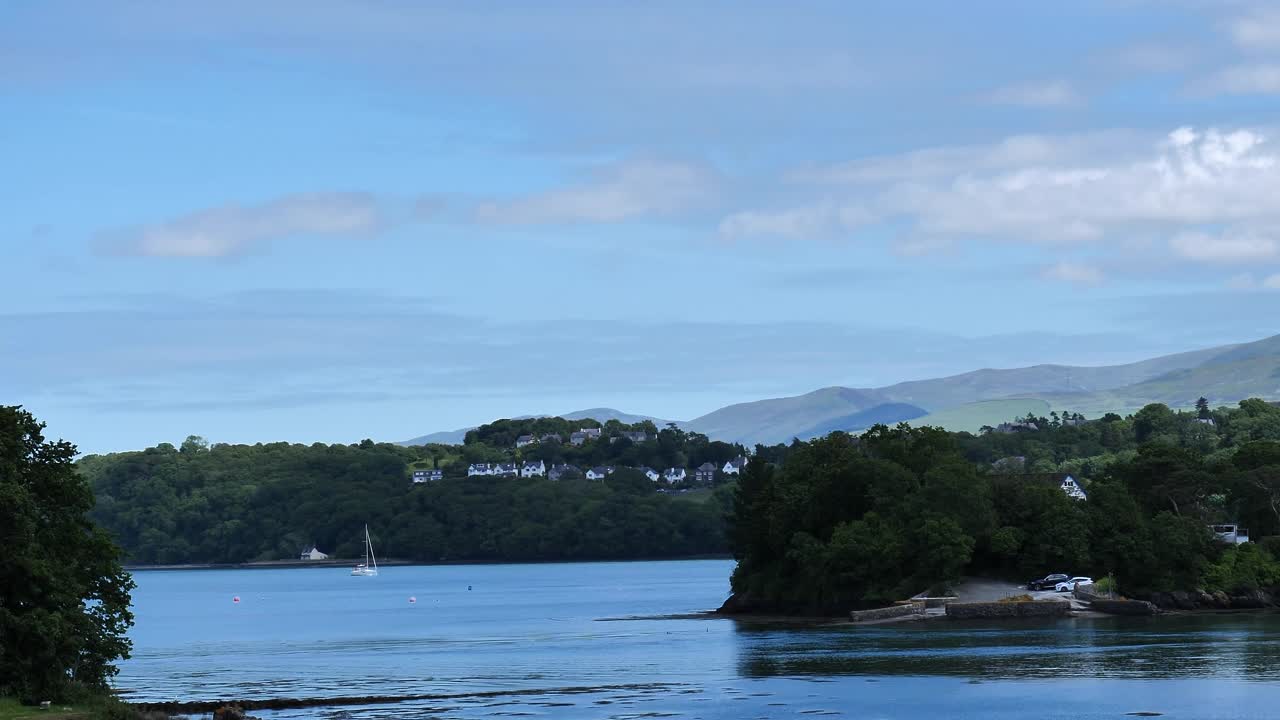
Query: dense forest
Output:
[[726, 398, 1280, 614], [79, 399, 1280, 606], [78, 425, 737, 565]]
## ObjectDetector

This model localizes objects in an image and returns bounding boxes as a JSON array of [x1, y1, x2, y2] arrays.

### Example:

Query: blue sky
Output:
[[6, 0, 1280, 453]]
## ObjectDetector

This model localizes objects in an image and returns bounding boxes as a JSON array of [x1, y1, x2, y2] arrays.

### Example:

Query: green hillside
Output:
[[907, 398, 1052, 433]]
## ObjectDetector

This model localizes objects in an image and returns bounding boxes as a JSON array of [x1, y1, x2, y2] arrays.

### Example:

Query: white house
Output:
[[515, 434, 537, 448], [641, 466, 662, 483], [1012, 473, 1087, 500], [1058, 474, 1088, 500], [722, 456, 748, 475], [299, 545, 329, 561], [521, 460, 546, 477], [569, 431, 588, 446], [412, 469, 443, 483], [468, 463, 494, 477], [494, 462, 519, 477], [586, 466, 615, 481], [663, 467, 686, 484], [1210, 524, 1250, 544]]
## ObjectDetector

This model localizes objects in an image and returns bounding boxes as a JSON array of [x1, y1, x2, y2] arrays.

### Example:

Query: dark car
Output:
[[1027, 573, 1069, 590]]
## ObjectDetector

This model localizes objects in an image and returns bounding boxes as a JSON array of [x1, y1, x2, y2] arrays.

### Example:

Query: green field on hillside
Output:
[[907, 398, 1052, 433]]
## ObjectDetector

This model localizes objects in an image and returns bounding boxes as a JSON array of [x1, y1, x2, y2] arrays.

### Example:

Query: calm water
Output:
[[120, 559, 1280, 719]]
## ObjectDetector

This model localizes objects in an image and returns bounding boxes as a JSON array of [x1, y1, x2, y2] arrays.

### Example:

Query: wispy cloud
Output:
[[718, 203, 873, 240], [98, 192, 383, 258], [1198, 63, 1280, 95], [1096, 42, 1194, 73], [475, 159, 718, 225], [1226, 8, 1280, 52], [981, 80, 1083, 108], [1042, 261, 1104, 286], [1170, 230, 1279, 263]]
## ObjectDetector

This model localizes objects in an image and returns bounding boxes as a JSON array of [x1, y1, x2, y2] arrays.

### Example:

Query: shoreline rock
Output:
[[1145, 588, 1279, 611]]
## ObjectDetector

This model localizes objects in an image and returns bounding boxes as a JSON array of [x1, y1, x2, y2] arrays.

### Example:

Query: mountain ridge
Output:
[[398, 333, 1280, 447]]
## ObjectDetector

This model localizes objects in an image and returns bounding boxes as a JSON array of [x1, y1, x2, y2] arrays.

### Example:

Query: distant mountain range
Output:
[[399, 333, 1280, 447]]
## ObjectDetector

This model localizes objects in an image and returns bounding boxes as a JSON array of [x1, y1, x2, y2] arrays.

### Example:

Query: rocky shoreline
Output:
[[1141, 588, 1280, 611], [715, 586, 1280, 621]]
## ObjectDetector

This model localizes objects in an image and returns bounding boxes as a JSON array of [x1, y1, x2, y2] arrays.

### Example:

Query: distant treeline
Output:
[[726, 399, 1280, 613], [440, 418, 749, 477], [80, 437, 733, 565]]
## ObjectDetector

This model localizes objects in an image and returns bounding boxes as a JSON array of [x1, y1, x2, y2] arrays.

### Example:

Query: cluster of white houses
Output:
[[411, 455, 749, 484]]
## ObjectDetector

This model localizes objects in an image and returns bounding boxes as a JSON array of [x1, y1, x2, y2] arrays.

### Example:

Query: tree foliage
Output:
[[728, 399, 1280, 613], [79, 438, 734, 565], [0, 407, 134, 702]]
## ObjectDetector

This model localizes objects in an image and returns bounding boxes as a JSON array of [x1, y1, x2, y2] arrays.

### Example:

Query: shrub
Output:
[[1092, 576, 1119, 597], [1202, 544, 1280, 593]]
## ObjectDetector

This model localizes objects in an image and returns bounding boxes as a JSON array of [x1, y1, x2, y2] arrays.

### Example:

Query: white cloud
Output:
[[981, 80, 1082, 108], [1170, 230, 1279, 263], [1201, 63, 1280, 95], [1042, 262, 1104, 286], [101, 193, 381, 258], [1227, 9, 1280, 52], [475, 159, 717, 224], [730, 126, 1280, 254], [1265, 273, 1280, 290]]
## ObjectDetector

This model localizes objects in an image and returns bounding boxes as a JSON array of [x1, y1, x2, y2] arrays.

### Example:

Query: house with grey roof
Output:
[[663, 467, 686, 484], [722, 456, 748, 475], [467, 463, 494, 477], [412, 469, 444, 483], [548, 463, 581, 481], [493, 462, 519, 477], [586, 466, 615, 481], [610, 431, 652, 444], [515, 434, 537, 448], [694, 462, 718, 484], [521, 460, 546, 477]]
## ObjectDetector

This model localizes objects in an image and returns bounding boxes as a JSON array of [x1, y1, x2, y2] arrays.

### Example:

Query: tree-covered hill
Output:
[[725, 398, 1280, 615], [78, 424, 740, 565]]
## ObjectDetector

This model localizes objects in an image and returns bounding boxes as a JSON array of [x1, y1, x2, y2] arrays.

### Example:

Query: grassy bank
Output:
[[0, 699, 91, 719]]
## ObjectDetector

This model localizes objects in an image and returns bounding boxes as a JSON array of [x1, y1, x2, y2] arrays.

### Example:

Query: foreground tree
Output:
[[0, 406, 134, 701]]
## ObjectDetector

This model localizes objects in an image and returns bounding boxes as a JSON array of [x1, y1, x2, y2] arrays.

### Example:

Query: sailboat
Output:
[[350, 524, 378, 577]]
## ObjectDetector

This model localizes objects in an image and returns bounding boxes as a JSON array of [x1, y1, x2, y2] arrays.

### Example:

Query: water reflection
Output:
[[733, 615, 1280, 680]]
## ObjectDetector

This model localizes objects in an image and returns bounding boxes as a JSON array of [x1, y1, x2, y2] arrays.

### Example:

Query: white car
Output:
[[1055, 576, 1093, 592]]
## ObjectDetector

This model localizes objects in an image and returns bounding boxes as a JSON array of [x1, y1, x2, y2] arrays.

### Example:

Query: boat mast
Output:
[[367, 524, 377, 572]]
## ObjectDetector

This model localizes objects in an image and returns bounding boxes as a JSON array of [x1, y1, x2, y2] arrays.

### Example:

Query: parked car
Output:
[[1055, 577, 1093, 592], [1027, 573, 1069, 590]]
